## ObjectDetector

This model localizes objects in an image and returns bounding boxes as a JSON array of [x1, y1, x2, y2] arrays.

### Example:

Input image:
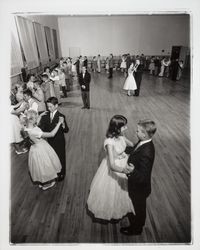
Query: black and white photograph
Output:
[[0, 0, 200, 249]]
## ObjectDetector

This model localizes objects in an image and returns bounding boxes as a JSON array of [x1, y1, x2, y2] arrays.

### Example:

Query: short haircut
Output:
[[138, 119, 157, 138], [26, 74, 34, 82], [42, 73, 49, 79], [23, 89, 33, 97], [106, 115, 127, 138], [27, 109, 38, 124], [46, 97, 58, 105], [44, 66, 50, 72]]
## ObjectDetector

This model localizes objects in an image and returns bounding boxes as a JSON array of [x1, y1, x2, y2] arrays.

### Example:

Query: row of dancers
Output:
[[10, 53, 147, 158], [72, 53, 185, 82], [148, 56, 184, 81], [10, 62, 72, 159], [10, 54, 144, 158]]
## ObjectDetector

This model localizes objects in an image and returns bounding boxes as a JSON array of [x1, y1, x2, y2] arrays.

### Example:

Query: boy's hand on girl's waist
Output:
[[126, 163, 135, 175]]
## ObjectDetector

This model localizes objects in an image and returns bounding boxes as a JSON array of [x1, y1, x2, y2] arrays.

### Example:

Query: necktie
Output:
[[50, 112, 54, 122]]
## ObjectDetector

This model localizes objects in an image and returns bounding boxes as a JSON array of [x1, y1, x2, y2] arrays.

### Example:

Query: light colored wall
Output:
[[58, 15, 189, 57], [24, 15, 62, 57]]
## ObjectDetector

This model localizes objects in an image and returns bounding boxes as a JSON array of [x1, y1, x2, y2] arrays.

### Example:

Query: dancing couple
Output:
[[123, 62, 138, 96], [123, 58, 143, 97], [22, 97, 69, 190], [87, 115, 156, 235]]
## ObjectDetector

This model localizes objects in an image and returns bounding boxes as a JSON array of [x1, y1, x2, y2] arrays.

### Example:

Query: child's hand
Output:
[[40, 111, 48, 117], [128, 163, 135, 171], [59, 117, 64, 124], [122, 167, 130, 174], [122, 163, 135, 175]]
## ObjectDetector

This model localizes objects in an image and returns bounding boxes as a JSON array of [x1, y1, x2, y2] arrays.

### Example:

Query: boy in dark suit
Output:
[[121, 119, 157, 235], [108, 53, 114, 79], [134, 57, 144, 96], [78, 66, 91, 109], [38, 97, 69, 181]]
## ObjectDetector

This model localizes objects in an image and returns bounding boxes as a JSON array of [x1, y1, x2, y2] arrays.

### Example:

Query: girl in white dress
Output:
[[50, 69, 61, 104], [10, 104, 28, 154], [159, 57, 168, 77], [44, 67, 51, 77], [26, 74, 35, 91], [97, 54, 101, 73], [15, 83, 24, 102], [24, 110, 64, 190], [120, 54, 127, 76], [148, 57, 155, 75], [87, 115, 135, 220], [105, 57, 109, 73], [123, 63, 137, 96]]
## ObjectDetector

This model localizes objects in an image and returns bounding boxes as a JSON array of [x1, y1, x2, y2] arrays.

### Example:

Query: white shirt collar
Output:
[[134, 138, 151, 151], [139, 138, 152, 147], [51, 110, 57, 119]]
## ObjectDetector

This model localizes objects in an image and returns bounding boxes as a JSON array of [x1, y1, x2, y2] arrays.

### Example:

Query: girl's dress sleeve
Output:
[[104, 138, 114, 150]]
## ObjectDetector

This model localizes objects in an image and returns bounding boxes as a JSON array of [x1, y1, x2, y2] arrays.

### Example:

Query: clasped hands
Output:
[[58, 116, 64, 124], [122, 163, 135, 174]]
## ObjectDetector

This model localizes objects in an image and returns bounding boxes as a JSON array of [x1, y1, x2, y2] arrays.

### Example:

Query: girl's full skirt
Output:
[[29, 139, 61, 183], [87, 155, 134, 220], [123, 73, 137, 91]]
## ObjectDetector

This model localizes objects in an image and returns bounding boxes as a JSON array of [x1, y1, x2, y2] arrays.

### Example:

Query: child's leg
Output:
[[62, 86, 67, 97]]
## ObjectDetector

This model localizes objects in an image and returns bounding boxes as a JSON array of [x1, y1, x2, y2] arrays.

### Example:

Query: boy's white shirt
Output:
[[50, 110, 57, 120], [135, 138, 152, 151]]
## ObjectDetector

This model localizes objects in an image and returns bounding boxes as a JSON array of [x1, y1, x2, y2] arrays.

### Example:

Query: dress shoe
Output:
[[42, 181, 56, 190], [120, 226, 142, 236], [57, 175, 64, 182]]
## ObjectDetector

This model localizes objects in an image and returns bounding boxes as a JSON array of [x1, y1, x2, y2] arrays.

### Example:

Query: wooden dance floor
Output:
[[11, 71, 190, 243]]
